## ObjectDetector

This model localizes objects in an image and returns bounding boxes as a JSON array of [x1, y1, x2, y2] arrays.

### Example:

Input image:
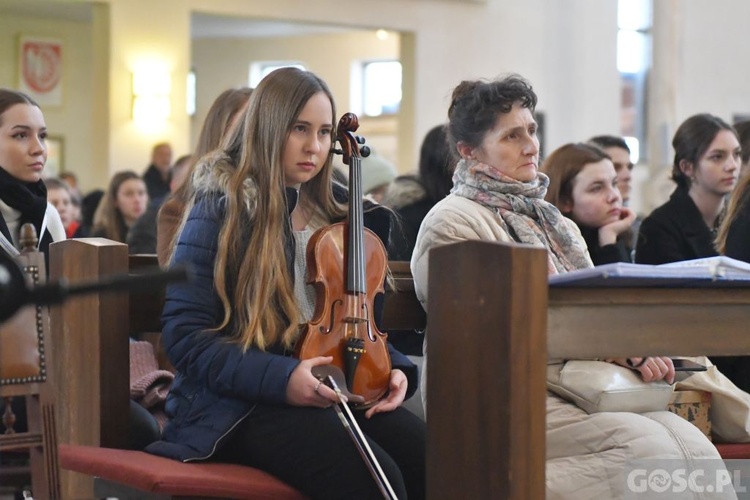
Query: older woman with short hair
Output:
[[411, 75, 729, 499]]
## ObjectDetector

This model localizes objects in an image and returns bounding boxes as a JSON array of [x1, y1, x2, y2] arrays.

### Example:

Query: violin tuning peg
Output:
[[360, 145, 371, 158], [355, 135, 366, 145], [331, 148, 344, 155]]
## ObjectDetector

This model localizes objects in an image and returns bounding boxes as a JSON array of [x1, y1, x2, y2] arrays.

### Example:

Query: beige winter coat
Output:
[[411, 194, 731, 499]]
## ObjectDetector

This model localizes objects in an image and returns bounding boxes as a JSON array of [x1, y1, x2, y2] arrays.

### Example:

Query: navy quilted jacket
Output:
[[146, 185, 417, 461]]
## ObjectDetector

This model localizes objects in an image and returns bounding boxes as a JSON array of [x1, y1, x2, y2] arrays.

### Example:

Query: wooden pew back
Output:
[[66, 238, 750, 499], [426, 240, 548, 499], [383, 261, 426, 332], [57, 238, 750, 500]]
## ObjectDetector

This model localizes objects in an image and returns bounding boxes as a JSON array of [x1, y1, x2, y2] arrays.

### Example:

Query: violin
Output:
[[295, 113, 398, 498], [295, 112, 392, 407]]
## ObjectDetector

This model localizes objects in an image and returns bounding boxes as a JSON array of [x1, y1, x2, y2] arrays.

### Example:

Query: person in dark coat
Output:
[[542, 143, 635, 265], [383, 124, 454, 262], [91, 171, 148, 243], [635, 114, 740, 265], [716, 119, 750, 263], [638, 113, 747, 392], [145, 68, 425, 500], [142, 142, 172, 202], [379, 125, 455, 357], [128, 154, 192, 254], [588, 135, 634, 206], [78, 188, 104, 237], [0, 89, 66, 258]]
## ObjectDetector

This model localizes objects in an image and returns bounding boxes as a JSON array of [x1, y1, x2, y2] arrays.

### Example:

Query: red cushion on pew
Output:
[[716, 443, 750, 460], [59, 444, 307, 499]]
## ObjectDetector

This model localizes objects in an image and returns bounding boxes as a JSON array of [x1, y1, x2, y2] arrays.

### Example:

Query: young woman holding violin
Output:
[[146, 67, 425, 500], [410, 75, 727, 498]]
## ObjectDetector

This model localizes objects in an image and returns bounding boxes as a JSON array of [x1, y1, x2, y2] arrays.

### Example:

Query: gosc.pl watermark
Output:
[[625, 459, 750, 498]]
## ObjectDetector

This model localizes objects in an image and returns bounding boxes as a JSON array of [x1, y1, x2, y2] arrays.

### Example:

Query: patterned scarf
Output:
[[451, 158, 592, 274]]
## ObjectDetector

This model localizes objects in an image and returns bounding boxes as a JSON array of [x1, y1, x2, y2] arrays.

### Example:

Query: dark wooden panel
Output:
[[50, 238, 129, 499], [426, 240, 547, 500]]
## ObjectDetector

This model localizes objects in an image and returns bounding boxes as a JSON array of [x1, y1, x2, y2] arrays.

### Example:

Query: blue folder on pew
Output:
[[549, 256, 750, 287]]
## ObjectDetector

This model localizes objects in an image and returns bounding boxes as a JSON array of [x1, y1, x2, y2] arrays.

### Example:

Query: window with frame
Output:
[[361, 60, 402, 117], [248, 62, 306, 88], [617, 0, 652, 163], [186, 69, 196, 117]]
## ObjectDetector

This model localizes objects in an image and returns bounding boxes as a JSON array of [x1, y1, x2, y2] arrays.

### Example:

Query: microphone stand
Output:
[[0, 247, 191, 323]]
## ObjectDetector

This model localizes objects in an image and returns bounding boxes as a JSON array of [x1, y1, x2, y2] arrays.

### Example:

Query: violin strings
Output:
[[350, 154, 366, 294]]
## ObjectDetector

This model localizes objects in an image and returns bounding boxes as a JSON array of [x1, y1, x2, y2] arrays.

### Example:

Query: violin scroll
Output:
[[335, 113, 370, 164]]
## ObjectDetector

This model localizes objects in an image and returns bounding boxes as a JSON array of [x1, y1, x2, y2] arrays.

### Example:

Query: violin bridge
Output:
[[342, 316, 367, 324]]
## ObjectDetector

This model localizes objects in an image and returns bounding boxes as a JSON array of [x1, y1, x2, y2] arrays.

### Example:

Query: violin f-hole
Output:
[[359, 302, 378, 342], [319, 299, 343, 334]]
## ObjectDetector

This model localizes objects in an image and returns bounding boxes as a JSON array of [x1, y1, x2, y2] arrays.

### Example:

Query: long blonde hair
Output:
[[210, 68, 345, 351]]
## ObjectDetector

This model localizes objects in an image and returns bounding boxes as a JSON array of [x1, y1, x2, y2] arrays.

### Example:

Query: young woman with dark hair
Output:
[[0, 89, 65, 257], [91, 170, 148, 243], [636, 113, 740, 264], [542, 142, 635, 264]]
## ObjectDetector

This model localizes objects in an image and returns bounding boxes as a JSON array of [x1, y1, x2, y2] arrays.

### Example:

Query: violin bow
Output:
[[325, 374, 399, 500]]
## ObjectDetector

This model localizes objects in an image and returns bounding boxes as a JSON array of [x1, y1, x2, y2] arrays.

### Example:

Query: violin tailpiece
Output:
[[344, 337, 365, 392]]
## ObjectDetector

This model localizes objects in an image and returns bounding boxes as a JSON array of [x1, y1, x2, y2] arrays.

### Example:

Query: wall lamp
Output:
[[132, 68, 171, 123]]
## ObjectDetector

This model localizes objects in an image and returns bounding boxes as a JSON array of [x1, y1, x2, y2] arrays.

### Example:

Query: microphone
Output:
[[0, 248, 191, 323]]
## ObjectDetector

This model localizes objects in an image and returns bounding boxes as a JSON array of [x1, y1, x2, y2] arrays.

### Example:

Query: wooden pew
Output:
[[50, 237, 750, 499], [426, 240, 750, 499], [383, 260, 426, 332], [426, 241, 547, 499], [49, 239, 426, 499]]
